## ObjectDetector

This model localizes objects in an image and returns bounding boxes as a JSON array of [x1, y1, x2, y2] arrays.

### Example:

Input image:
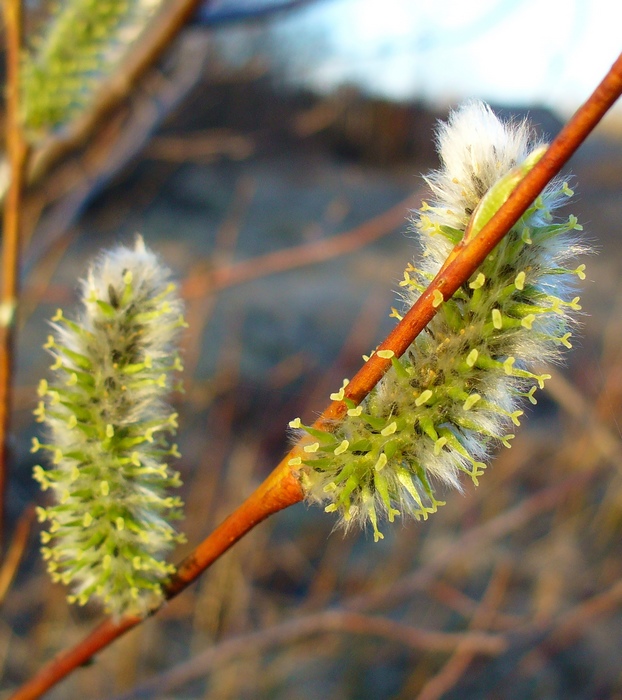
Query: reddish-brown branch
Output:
[[181, 194, 413, 298], [417, 562, 512, 700], [9, 466, 303, 700], [326, 51, 622, 422], [0, 0, 29, 548], [0, 505, 35, 604], [112, 611, 506, 700], [166, 460, 303, 597], [11, 52, 622, 700], [112, 472, 593, 699]]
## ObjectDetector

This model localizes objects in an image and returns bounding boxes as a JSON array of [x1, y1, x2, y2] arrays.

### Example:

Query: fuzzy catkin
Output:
[[21, 0, 164, 136], [291, 102, 587, 542], [33, 237, 186, 617]]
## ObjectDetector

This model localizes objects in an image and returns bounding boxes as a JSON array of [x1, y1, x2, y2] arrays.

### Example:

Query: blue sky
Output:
[[267, 0, 622, 120]]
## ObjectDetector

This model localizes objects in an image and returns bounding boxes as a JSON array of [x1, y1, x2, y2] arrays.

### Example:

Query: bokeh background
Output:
[[3, 1, 622, 698]]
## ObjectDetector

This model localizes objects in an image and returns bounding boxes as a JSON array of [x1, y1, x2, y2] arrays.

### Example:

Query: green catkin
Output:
[[21, 0, 163, 136], [292, 101, 588, 542], [33, 237, 186, 616]]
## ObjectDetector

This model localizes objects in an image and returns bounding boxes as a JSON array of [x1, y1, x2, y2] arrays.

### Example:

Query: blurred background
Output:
[[3, 0, 622, 698]]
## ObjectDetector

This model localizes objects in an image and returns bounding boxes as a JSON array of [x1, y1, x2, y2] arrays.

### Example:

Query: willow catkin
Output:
[[33, 237, 186, 616], [291, 102, 588, 542], [21, 0, 163, 136]]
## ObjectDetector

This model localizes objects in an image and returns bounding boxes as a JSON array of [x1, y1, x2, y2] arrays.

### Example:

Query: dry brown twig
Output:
[[109, 610, 507, 700], [181, 192, 414, 298], [10, 52, 622, 700], [0, 505, 35, 605], [502, 576, 622, 687], [416, 560, 512, 700], [107, 470, 597, 697], [86, 460, 592, 699]]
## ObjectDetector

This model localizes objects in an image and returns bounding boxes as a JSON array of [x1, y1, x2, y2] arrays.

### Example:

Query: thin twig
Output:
[[1, 0, 29, 548], [417, 561, 512, 700], [345, 472, 592, 614], [496, 565, 622, 686], [544, 367, 622, 466], [107, 610, 507, 700], [10, 52, 622, 700], [110, 474, 595, 698], [428, 580, 523, 631], [519, 577, 622, 676], [0, 505, 35, 604], [181, 193, 414, 297], [114, 553, 622, 699]]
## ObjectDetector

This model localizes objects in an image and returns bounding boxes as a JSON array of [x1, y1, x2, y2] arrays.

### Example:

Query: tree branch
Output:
[[0, 0, 30, 548], [10, 51, 622, 700]]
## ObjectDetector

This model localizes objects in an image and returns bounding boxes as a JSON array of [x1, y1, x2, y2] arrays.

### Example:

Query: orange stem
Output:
[[10, 464, 302, 700], [330, 51, 622, 420], [1, 0, 29, 548], [0, 505, 35, 604], [11, 51, 622, 700], [167, 460, 303, 597]]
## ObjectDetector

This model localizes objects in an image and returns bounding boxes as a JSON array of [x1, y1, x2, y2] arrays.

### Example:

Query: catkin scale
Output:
[[292, 102, 588, 541], [33, 237, 186, 617]]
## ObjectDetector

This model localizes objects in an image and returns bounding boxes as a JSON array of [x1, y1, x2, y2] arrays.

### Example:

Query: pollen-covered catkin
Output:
[[33, 237, 186, 617], [292, 101, 588, 542]]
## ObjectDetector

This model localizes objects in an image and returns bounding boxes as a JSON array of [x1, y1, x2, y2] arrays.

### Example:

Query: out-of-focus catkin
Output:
[[33, 237, 186, 616]]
